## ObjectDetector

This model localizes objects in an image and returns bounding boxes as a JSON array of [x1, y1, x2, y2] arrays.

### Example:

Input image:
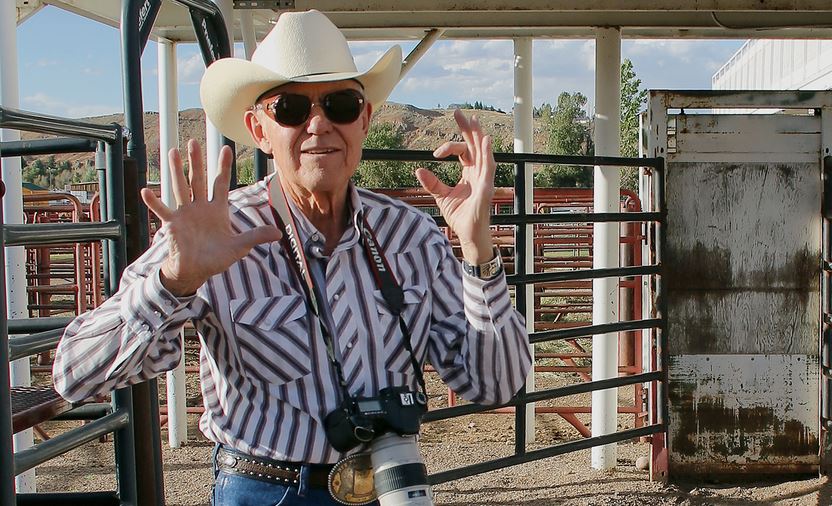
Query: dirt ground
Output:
[[30, 416, 832, 506], [28, 362, 832, 506]]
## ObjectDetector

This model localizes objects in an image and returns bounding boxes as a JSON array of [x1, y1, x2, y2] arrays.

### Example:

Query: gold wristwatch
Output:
[[462, 248, 503, 280]]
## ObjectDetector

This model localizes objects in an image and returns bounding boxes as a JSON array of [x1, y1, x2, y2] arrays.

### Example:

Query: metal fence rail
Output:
[[362, 148, 667, 483], [0, 106, 138, 506]]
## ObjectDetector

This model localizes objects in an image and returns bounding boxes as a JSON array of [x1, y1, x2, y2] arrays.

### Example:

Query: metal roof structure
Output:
[[15, 0, 832, 42]]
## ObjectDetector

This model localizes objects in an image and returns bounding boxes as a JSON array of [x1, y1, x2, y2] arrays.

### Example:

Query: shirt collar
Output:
[[267, 177, 365, 258]]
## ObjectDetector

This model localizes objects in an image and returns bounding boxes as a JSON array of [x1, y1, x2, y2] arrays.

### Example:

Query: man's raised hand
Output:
[[140, 140, 282, 296], [416, 110, 497, 265]]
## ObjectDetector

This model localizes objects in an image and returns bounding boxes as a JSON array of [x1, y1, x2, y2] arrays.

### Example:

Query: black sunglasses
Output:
[[257, 89, 366, 127]]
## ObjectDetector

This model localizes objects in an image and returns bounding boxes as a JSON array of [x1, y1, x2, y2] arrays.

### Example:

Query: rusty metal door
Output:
[[648, 91, 832, 478]]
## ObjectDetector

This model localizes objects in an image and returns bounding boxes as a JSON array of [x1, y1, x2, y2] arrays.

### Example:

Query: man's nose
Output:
[[306, 104, 332, 133]]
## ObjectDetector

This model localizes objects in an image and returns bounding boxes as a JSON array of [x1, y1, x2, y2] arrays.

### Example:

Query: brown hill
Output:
[[19, 103, 548, 180]]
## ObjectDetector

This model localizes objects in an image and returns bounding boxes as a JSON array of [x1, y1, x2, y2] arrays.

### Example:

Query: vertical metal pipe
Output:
[[1, 0, 35, 492], [0, 9, 14, 503], [513, 36, 536, 445], [206, 0, 234, 194], [121, 0, 151, 251], [654, 159, 668, 428], [513, 160, 527, 457], [0, 154, 15, 506], [158, 39, 188, 448], [122, 2, 166, 502], [822, 155, 832, 474], [158, 40, 179, 207], [105, 130, 139, 506], [240, 9, 257, 59], [96, 142, 111, 298], [592, 27, 621, 470], [638, 114, 653, 382]]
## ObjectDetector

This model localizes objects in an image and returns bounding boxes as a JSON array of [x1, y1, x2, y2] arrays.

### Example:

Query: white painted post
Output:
[[158, 39, 187, 448], [513, 37, 536, 443], [206, 0, 235, 195], [240, 10, 257, 59], [1, 0, 35, 491], [591, 27, 621, 471]]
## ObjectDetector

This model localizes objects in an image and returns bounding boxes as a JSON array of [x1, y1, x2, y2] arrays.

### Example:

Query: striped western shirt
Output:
[[53, 177, 532, 464]]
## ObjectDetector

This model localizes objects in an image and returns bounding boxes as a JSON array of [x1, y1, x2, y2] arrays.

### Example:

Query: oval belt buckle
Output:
[[328, 452, 376, 505]]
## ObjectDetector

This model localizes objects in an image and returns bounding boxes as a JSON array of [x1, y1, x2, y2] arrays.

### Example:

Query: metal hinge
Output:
[[234, 0, 294, 8]]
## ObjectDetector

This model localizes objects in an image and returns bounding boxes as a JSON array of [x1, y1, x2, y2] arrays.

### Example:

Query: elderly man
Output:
[[54, 9, 531, 506]]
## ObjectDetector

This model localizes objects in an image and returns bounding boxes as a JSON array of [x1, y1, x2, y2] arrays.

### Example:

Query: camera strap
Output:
[[268, 178, 352, 400], [268, 179, 427, 399], [358, 219, 427, 396]]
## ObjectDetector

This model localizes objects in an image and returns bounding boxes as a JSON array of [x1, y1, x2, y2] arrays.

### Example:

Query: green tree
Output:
[[72, 161, 97, 183], [620, 58, 648, 191], [236, 158, 256, 186], [537, 92, 593, 187], [354, 123, 417, 188], [535, 103, 553, 120], [491, 136, 514, 188], [22, 159, 47, 185]]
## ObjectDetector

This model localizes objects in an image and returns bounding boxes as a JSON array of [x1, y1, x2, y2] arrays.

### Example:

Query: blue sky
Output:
[[15, 6, 746, 118]]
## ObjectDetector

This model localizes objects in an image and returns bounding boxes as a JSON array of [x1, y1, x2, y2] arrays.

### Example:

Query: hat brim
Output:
[[200, 45, 402, 148]]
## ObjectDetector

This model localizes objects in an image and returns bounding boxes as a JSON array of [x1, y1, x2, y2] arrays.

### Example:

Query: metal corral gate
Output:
[[646, 90, 832, 478], [0, 1, 234, 505], [363, 149, 670, 483]]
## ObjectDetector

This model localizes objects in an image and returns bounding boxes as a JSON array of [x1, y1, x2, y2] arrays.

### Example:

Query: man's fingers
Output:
[[235, 225, 282, 252], [141, 188, 174, 222], [433, 142, 463, 158], [169, 148, 190, 207], [416, 168, 451, 199], [482, 135, 496, 181], [454, 109, 477, 154], [470, 115, 484, 170], [433, 142, 473, 166], [212, 145, 234, 203], [187, 139, 207, 202]]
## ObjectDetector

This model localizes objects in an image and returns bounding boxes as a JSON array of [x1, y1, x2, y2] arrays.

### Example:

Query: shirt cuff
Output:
[[462, 269, 515, 330], [120, 267, 196, 338]]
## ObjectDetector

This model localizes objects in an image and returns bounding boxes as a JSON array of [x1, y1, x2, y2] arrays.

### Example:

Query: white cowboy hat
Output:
[[200, 9, 402, 147]]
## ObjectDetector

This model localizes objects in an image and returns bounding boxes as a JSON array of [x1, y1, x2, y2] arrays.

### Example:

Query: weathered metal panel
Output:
[[668, 354, 819, 475], [674, 115, 821, 160], [662, 110, 822, 477], [666, 161, 821, 355], [668, 292, 819, 355]]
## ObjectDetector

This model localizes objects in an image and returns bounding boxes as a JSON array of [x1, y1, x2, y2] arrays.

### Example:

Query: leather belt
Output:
[[215, 447, 333, 489]]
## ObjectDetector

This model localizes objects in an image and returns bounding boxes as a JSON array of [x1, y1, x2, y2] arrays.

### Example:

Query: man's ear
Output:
[[244, 111, 272, 154]]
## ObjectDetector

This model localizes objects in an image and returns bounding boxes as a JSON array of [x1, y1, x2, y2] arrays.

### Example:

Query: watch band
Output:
[[462, 248, 503, 280]]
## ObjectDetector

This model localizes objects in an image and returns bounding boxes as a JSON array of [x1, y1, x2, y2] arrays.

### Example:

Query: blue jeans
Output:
[[211, 445, 380, 506]]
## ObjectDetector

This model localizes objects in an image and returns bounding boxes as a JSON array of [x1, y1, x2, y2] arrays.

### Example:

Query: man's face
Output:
[[248, 80, 372, 198]]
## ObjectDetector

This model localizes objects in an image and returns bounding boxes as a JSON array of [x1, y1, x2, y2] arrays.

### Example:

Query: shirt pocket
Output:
[[229, 294, 313, 385], [373, 285, 428, 377]]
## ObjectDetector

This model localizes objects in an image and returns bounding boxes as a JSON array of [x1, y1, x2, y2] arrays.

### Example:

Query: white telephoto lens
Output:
[[370, 433, 434, 505]]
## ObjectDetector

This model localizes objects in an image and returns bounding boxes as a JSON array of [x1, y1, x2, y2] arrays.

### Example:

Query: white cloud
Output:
[[352, 48, 388, 71], [627, 39, 704, 64], [22, 92, 118, 118], [442, 57, 511, 73], [350, 41, 405, 71], [580, 40, 596, 71], [28, 59, 59, 68], [178, 53, 206, 85]]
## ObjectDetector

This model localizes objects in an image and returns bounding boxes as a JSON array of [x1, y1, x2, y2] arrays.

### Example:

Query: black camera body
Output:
[[324, 386, 427, 453]]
